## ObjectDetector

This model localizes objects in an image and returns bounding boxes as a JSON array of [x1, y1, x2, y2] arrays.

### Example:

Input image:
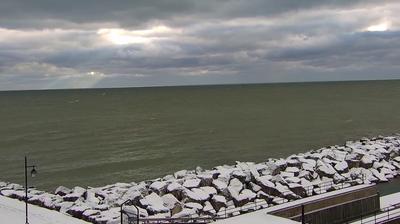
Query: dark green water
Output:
[[1, 80, 400, 192]]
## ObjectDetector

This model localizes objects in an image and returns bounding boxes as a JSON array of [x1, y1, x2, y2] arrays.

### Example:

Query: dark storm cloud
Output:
[[0, 0, 391, 29], [267, 31, 400, 68], [0, 0, 399, 90]]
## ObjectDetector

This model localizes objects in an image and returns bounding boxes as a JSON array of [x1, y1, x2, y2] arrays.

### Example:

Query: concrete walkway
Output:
[[0, 196, 89, 224]]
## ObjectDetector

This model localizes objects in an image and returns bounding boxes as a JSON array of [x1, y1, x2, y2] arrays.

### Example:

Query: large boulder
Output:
[[166, 182, 186, 201], [203, 201, 217, 216], [149, 181, 167, 195], [183, 179, 201, 189], [82, 209, 101, 222], [360, 155, 376, 169], [288, 183, 307, 198], [275, 183, 299, 200], [120, 187, 143, 205], [63, 187, 86, 202], [212, 180, 228, 191], [55, 201, 74, 213], [172, 208, 197, 218], [232, 170, 248, 183], [185, 188, 210, 204], [232, 189, 257, 207], [184, 202, 203, 212], [28, 193, 61, 209], [228, 178, 243, 193], [140, 193, 170, 215], [370, 168, 388, 182], [197, 174, 213, 186], [211, 195, 227, 212], [91, 207, 120, 224], [256, 176, 281, 196], [316, 161, 336, 178], [66, 203, 91, 219], [286, 158, 301, 168], [212, 179, 229, 198], [334, 161, 349, 173], [84, 190, 100, 207], [161, 194, 182, 215], [285, 167, 300, 176], [55, 186, 72, 197], [1, 190, 26, 200], [200, 186, 218, 197], [257, 191, 274, 203], [249, 182, 262, 193], [264, 161, 281, 175], [174, 170, 188, 179]]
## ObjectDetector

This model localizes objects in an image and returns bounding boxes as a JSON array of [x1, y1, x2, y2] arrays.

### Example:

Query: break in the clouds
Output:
[[0, 0, 400, 90]]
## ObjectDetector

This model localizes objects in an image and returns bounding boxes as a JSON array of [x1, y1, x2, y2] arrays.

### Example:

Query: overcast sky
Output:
[[0, 0, 399, 90]]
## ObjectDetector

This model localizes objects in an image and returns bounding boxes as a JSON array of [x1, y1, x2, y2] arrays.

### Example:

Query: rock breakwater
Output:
[[1, 135, 400, 223]]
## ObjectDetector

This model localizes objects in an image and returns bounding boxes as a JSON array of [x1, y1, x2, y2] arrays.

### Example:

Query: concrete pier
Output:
[[215, 184, 380, 224]]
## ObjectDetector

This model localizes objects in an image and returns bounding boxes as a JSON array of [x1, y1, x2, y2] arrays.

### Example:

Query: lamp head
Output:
[[30, 166, 37, 177]]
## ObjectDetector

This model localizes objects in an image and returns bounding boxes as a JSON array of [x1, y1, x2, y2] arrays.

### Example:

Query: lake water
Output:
[[1, 80, 400, 191]]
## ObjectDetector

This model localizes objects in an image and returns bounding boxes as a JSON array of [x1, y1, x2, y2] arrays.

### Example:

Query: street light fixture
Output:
[[24, 156, 37, 224]]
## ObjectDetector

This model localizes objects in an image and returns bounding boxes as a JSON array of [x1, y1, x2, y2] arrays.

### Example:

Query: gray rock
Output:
[[55, 186, 72, 197], [210, 195, 227, 212]]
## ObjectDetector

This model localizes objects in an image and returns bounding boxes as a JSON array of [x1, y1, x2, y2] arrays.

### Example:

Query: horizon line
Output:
[[1, 77, 400, 93]]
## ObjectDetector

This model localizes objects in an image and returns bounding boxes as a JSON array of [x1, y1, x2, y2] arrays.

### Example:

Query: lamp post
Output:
[[24, 156, 37, 224]]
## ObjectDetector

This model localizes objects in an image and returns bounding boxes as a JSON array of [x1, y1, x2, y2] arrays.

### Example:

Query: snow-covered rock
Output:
[[232, 189, 257, 207], [161, 194, 182, 215], [63, 187, 86, 202], [361, 155, 376, 168], [316, 161, 337, 177], [55, 186, 72, 197], [172, 208, 197, 218], [183, 179, 201, 189], [140, 193, 169, 215], [185, 188, 210, 203], [211, 195, 227, 212], [334, 161, 349, 173], [149, 181, 167, 195], [203, 201, 216, 216], [184, 202, 203, 211], [166, 182, 185, 201], [370, 168, 389, 182]]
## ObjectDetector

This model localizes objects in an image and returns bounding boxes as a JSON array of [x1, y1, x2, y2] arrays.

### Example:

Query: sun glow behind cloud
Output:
[[97, 26, 179, 45], [97, 29, 150, 45], [367, 21, 390, 32]]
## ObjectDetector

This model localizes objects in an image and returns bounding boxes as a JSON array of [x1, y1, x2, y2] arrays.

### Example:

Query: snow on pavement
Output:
[[380, 192, 400, 208], [213, 209, 300, 224], [0, 196, 89, 224]]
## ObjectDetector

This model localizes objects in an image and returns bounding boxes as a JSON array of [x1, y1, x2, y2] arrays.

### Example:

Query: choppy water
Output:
[[1, 80, 400, 191]]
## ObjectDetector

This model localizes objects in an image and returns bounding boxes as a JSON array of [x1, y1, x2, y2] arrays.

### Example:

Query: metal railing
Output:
[[355, 203, 400, 224], [140, 217, 219, 224]]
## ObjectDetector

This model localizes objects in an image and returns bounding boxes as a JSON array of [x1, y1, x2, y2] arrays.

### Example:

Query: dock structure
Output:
[[349, 192, 400, 224], [213, 184, 382, 224], [267, 184, 380, 224]]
